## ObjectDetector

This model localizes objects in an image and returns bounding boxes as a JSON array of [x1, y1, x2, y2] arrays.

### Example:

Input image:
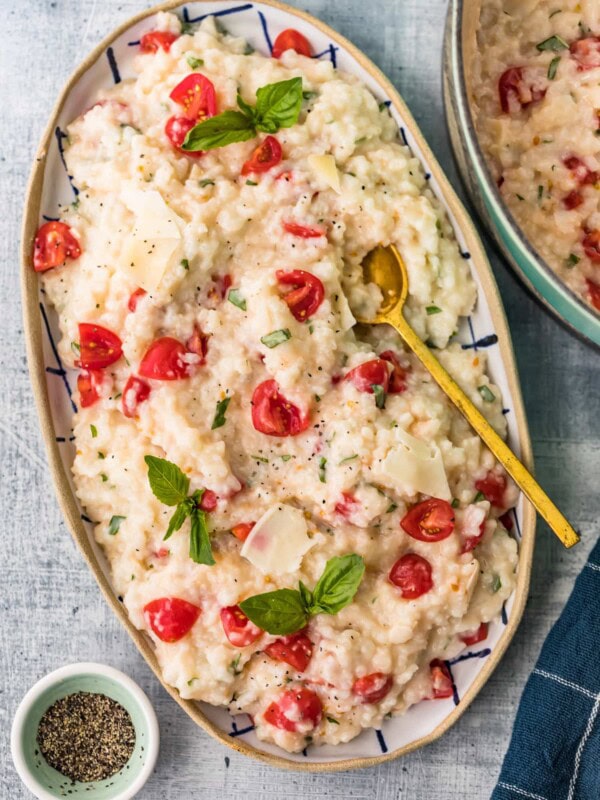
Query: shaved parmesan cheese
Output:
[[377, 428, 451, 500], [240, 504, 315, 575], [337, 291, 357, 332], [122, 188, 183, 239], [308, 154, 341, 194]]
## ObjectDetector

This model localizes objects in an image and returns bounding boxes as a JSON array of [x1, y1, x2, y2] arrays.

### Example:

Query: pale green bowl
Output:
[[11, 663, 159, 800]]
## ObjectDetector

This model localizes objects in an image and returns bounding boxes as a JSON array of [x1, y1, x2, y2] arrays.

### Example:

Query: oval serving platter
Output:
[[443, 0, 600, 350], [21, 0, 535, 771]]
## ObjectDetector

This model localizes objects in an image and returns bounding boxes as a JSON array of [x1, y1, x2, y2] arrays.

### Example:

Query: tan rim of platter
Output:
[[21, 0, 536, 772]]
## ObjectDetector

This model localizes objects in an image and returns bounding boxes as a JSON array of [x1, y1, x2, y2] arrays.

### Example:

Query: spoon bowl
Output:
[[359, 245, 408, 320]]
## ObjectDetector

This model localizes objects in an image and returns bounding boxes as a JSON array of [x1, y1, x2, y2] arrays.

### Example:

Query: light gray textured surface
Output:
[[1, 0, 599, 797]]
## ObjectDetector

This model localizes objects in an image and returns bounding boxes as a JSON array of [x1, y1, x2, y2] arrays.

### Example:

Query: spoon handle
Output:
[[389, 313, 579, 549]]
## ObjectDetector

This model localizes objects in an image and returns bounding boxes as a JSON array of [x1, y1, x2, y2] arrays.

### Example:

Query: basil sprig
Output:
[[145, 455, 215, 565], [183, 77, 303, 152], [239, 554, 365, 635]]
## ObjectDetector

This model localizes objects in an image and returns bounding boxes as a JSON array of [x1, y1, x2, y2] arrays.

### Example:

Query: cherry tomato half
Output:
[[474, 471, 507, 508], [33, 221, 82, 272], [263, 687, 322, 732], [430, 660, 454, 699], [165, 115, 204, 158], [122, 375, 151, 418], [460, 622, 488, 647], [199, 489, 217, 512], [78, 323, 123, 369], [570, 37, 600, 70], [498, 66, 547, 114], [251, 379, 309, 437], [282, 220, 326, 238], [352, 673, 393, 704], [231, 522, 255, 542], [264, 632, 313, 672], [241, 135, 282, 176], [170, 73, 217, 121], [379, 350, 409, 394], [583, 230, 600, 263], [345, 359, 390, 394], [77, 369, 104, 408], [139, 337, 188, 381], [220, 605, 262, 648], [276, 269, 325, 322], [389, 553, 433, 599], [140, 31, 179, 53], [143, 597, 201, 643], [586, 280, 600, 311], [127, 288, 147, 312], [271, 29, 313, 59], [401, 498, 455, 543]]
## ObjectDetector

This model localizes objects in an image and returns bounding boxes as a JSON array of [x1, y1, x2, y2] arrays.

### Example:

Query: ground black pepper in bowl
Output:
[[36, 692, 136, 783]]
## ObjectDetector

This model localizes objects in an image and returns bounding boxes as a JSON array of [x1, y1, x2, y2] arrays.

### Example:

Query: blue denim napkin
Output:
[[492, 538, 600, 800]]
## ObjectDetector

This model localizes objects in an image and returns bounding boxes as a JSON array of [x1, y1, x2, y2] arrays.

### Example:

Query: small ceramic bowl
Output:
[[443, 0, 600, 349], [11, 663, 159, 800]]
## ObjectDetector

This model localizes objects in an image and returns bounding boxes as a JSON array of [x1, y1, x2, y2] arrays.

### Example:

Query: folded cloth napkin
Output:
[[492, 538, 600, 800]]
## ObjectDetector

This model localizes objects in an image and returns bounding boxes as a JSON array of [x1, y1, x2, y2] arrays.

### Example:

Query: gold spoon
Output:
[[359, 245, 579, 549]]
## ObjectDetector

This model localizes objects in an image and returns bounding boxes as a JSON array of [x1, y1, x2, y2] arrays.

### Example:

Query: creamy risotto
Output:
[[34, 12, 519, 752], [472, 0, 600, 312]]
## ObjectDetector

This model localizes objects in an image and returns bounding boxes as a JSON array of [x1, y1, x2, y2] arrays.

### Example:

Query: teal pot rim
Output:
[[444, 0, 600, 349], [10, 662, 160, 800]]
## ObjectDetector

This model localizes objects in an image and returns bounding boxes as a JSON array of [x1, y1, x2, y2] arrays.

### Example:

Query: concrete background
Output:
[[1, 0, 598, 797]]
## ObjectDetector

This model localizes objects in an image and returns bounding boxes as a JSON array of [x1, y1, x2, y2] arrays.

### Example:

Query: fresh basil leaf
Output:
[[426, 305, 442, 315], [536, 34, 569, 52], [240, 588, 308, 635], [298, 581, 313, 611], [164, 501, 191, 541], [189, 508, 215, 565], [548, 55, 561, 80], [145, 455, 190, 506], [255, 77, 303, 132], [228, 288, 247, 310], [372, 384, 386, 409], [260, 328, 291, 348], [310, 554, 365, 615], [237, 92, 256, 121], [183, 110, 256, 151], [477, 385, 496, 403], [108, 515, 126, 536], [211, 397, 231, 430], [186, 55, 204, 69]]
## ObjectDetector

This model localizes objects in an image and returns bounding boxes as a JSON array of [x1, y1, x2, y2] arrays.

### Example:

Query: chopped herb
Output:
[[251, 454, 269, 463], [308, 323, 314, 334], [378, 101, 389, 112], [228, 288, 247, 310], [326, 716, 340, 725], [339, 454, 358, 464], [537, 184, 544, 203], [108, 515, 126, 536], [98, 451, 105, 460], [566, 253, 580, 268], [199, 179, 215, 187], [491, 574, 502, 593], [245, 179, 258, 186], [180, 258, 189, 270], [113, 393, 122, 401], [474, 491, 485, 503], [261, 328, 291, 348], [549, 9, 562, 18], [451, 498, 459, 509], [100, 473, 108, 483], [229, 654, 242, 675], [516, 194, 525, 201], [386, 502, 398, 513], [318, 456, 327, 483], [211, 396, 231, 430], [186, 54, 204, 69], [372, 383, 386, 409], [90, 424, 98, 438], [71, 341, 80, 356], [314, 394, 321, 402], [280, 454, 292, 462], [354, 136, 366, 144], [187, 677, 197, 686], [303, 90, 318, 101], [536, 34, 569, 52], [548, 56, 561, 80], [478, 385, 496, 403], [426, 305, 442, 315], [244, 42, 255, 55]]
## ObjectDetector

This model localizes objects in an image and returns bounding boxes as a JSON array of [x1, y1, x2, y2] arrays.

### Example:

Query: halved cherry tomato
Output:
[[345, 359, 390, 394], [430, 660, 454, 699], [186, 325, 209, 363], [271, 29, 312, 59], [586, 279, 600, 311], [143, 597, 201, 643], [263, 687, 322, 732], [334, 492, 360, 519], [583, 230, 600, 263], [475, 471, 507, 508], [282, 220, 326, 238], [139, 337, 188, 381], [379, 350, 408, 393], [128, 288, 147, 312], [78, 323, 122, 369], [401, 498, 455, 543], [251, 379, 309, 437], [498, 67, 547, 114], [170, 73, 217, 121], [77, 369, 104, 408], [563, 156, 599, 185], [460, 622, 488, 647], [122, 375, 151, 418], [199, 489, 217, 512], [389, 553, 433, 599], [165, 115, 204, 158], [264, 632, 313, 672], [231, 522, 255, 542], [352, 673, 393, 704], [563, 190, 584, 210], [220, 605, 262, 647], [276, 269, 325, 322], [570, 37, 600, 70], [140, 31, 179, 53], [33, 221, 82, 272], [241, 136, 282, 176]]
